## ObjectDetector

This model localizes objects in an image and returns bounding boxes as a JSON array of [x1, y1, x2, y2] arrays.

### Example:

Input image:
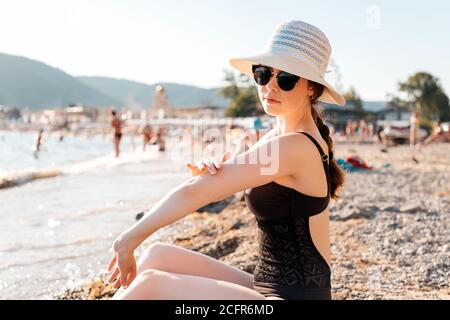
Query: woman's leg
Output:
[[113, 269, 267, 300], [112, 241, 254, 298], [137, 241, 253, 287]]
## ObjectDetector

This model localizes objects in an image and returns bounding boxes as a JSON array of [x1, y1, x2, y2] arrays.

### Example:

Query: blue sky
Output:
[[0, 0, 449, 101]]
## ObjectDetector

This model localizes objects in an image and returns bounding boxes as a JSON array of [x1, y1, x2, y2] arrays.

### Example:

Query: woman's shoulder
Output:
[[260, 131, 314, 157], [267, 131, 329, 162]]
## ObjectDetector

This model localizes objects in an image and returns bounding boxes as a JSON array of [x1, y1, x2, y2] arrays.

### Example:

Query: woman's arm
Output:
[[114, 132, 309, 252]]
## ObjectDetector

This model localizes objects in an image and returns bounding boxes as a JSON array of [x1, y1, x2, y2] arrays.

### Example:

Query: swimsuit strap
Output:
[[296, 131, 330, 195]]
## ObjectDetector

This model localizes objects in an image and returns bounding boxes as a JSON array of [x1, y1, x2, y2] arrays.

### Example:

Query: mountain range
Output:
[[0, 52, 386, 111]]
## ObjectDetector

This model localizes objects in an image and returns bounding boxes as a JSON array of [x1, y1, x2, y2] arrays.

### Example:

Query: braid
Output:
[[308, 81, 344, 200], [311, 106, 333, 158]]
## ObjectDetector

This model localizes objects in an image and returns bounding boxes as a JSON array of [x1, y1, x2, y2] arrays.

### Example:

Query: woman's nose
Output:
[[265, 72, 279, 92]]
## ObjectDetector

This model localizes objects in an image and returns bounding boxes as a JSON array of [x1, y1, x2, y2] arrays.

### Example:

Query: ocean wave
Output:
[[0, 249, 107, 271], [0, 169, 62, 189], [0, 148, 165, 190], [0, 236, 113, 254]]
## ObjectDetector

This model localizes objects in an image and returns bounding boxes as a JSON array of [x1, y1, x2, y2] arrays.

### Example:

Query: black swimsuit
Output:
[[245, 131, 332, 300]]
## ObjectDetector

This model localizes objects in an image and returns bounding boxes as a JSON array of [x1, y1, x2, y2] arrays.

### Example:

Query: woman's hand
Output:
[[107, 240, 137, 289], [186, 152, 231, 176]]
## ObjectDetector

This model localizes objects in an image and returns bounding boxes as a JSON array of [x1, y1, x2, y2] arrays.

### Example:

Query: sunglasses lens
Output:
[[277, 72, 299, 91], [252, 65, 300, 91], [253, 66, 271, 86]]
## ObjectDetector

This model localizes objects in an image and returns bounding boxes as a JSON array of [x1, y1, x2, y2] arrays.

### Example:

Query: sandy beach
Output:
[[55, 141, 450, 300]]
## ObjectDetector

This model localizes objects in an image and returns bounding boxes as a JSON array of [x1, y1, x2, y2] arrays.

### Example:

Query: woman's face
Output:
[[257, 67, 314, 117]]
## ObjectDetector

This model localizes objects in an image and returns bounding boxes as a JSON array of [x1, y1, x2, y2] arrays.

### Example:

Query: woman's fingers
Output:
[[108, 267, 120, 284], [187, 153, 233, 176], [125, 266, 136, 289], [211, 152, 231, 170], [195, 159, 207, 170], [212, 157, 221, 169], [187, 159, 206, 173], [222, 151, 232, 162], [186, 163, 198, 176], [214, 152, 231, 170], [201, 158, 217, 175], [194, 160, 208, 175], [107, 255, 117, 272], [120, 270, 128, 289], [187, 162, 201, 176], [113, 276, 122, 289]]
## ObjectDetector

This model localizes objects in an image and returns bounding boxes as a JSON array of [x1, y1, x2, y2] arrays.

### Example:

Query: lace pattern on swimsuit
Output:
[[253, 216, 331, 289]]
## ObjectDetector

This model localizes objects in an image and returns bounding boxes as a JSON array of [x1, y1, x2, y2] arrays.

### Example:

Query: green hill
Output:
[[0, 53, 122, 109]]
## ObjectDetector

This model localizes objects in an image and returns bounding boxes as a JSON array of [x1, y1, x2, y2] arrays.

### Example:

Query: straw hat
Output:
[[229, 20, 345, 106]]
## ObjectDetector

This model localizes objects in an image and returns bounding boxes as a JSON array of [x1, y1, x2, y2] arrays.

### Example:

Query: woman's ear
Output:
[[306, 80, 315, 98]]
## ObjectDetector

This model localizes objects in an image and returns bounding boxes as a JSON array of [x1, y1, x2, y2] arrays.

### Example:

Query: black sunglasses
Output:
[[252, 64, 300, 91]]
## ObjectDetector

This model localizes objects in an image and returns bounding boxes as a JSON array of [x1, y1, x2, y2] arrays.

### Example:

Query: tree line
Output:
[[220, 68, 450, 123]]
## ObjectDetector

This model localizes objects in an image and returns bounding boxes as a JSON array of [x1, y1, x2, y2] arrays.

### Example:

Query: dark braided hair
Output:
[[307, 81, 345, 200]]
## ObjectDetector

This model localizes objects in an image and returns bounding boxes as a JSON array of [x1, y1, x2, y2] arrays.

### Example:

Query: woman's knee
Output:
[[135, 269, 173, 290], [137, 241, 172, 271], [119, 269, 167, 299], [142, 241, 167, 258], [138, 268, 162, 280]]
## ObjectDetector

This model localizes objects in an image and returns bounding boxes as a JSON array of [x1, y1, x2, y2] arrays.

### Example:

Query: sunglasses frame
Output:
[[252, 64, 300, 91]]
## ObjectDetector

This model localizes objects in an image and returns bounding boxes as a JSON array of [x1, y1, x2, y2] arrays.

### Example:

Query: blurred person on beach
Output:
[[110, 109, 123, 158], [127, 124, 138, 151], [358, 119, 368, 143], [409, 111, 420, 163], [107, 20, 346, 300], [345, 121, 351, 141], [368, 122, 374, 141], [376, 125, 383, 144], [371, 122, 388, 152], [33, 129, 44, 158], [424, 121, 450, 144], [154, 126, 166, 152], [139, 123, 154, 151], [345, 120, 357, 143], [376, 121, 391, 148]]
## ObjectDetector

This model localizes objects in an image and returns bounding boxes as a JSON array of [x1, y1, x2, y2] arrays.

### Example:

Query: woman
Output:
[[107, 20, 346, 300]]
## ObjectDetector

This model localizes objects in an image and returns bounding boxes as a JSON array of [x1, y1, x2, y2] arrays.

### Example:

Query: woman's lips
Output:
[[264, 97, 280, 104]]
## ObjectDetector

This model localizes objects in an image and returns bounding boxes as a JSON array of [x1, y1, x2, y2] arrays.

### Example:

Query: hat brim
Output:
[[229, 52, 346, 106]]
